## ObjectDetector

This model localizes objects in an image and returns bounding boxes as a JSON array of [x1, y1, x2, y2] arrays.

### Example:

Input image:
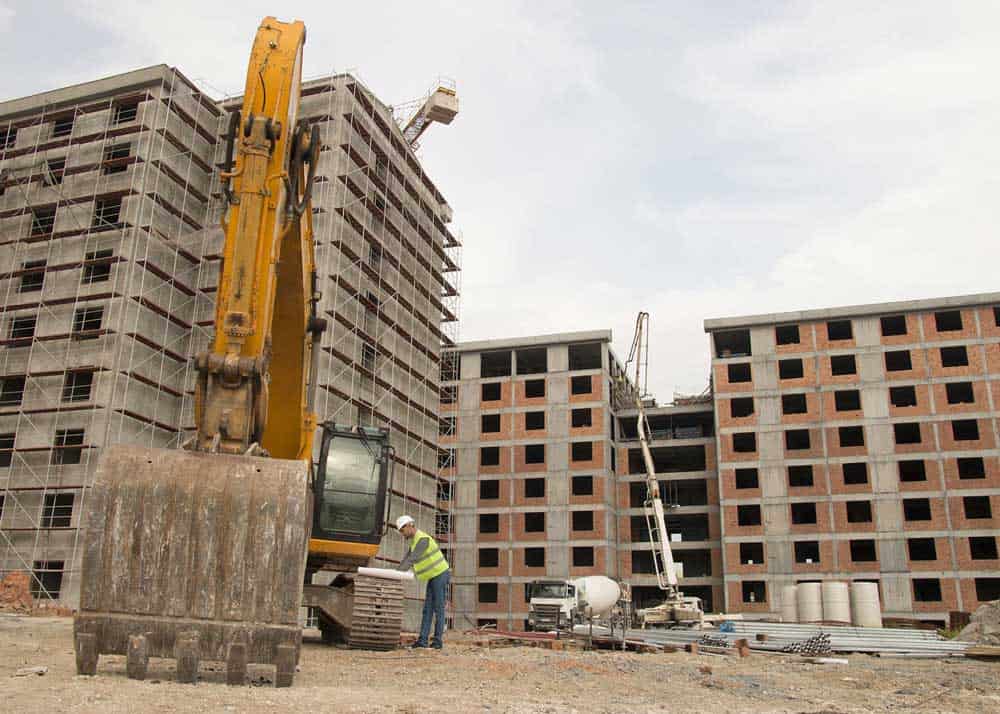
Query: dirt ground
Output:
[[3, 615, 999, 713]]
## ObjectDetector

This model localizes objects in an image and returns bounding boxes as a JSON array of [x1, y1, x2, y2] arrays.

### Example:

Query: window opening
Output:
[[480, 447, 500, 466], [524, 512, 545, 532], [479, 548, 499, 568], [730, 397, 754, 418], [788, 465, 813, 487], [907, 538, 937, 561], [846, 501, 872, 523], [571, 510, 594, 531], [934, 310, 963, 332], [903, 498, 932, 521], [880, 315, 907, 336], [835, 390, 861, 411], [889, 386, 917, 407], [794, 541, 820, 563], [480, 350, 512, 378], [525, 378, 546, 398], [775, 324, 800, 345], [843, 462, 868, 485], [940, 346, 968, 368], [898, 460, 926, 482], [737, 505, 761, 526], [571, 408, 592, 428], [735, 468, 759, 489], [785, 429, 811, 450], [839, 426, 865, 447], [740, 542, 764, 565], [791, 502, 817, 524], [827, 320, 853, 341], [524, 478, 545, 498], [850, 539, 877, 562], [571, 441, 593, 462], [524, 444, 545, 464], [958, 457, 985, 479], [945, 382, 974, 404], [571, 475, 593, 495], [778, 359, 803, 380], [732, 432, 756, 453], [481, 414, 500, 433], [727, 363, 751, 383], [830, 354, 857, 375]]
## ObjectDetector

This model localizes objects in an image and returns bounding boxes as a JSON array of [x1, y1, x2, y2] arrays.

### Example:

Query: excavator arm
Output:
[[193, 17, 323, 461], [75, 19, 407, 681]]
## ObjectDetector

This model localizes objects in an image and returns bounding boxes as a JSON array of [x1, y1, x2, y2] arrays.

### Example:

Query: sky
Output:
[[3, 1, 998, 400]]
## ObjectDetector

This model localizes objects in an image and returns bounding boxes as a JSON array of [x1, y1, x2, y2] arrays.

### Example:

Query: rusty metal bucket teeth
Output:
[[73, 445, 310, 686], [347, 575, 405, 650]]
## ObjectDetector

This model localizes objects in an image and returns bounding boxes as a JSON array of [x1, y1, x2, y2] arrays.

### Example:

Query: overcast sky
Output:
[[3, 2, 997, 400]]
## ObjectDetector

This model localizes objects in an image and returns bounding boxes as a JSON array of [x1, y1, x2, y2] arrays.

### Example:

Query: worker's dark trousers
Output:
[[417, 569, 450, 647]]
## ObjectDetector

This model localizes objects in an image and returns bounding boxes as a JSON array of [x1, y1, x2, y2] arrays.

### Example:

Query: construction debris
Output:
[[0, 571, 33, 613], [957, 600, 1000, 645], [14, 666, 48, 677]]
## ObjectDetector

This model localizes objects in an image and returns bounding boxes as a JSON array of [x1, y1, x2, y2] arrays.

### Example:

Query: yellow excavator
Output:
[[73, 17, 406, 687]]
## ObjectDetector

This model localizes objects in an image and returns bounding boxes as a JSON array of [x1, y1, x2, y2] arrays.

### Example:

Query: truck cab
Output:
[[526, 580, 579, 631]]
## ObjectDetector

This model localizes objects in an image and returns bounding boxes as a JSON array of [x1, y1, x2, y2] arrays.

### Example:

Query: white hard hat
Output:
[[395, 515, 415, 530]]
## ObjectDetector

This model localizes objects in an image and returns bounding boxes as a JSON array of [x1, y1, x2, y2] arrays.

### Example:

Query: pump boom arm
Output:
[[627, 312, 679, 594]]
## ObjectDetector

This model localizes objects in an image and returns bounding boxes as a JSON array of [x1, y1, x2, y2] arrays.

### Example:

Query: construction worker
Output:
[[396, 514, 450, 649]]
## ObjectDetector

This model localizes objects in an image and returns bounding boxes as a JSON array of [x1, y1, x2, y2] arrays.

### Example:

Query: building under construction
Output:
[[444, 292, 1000, 627], [706, 293, 1000, 622], [0, 65, 461, 623], [440, 331, 637, 628]]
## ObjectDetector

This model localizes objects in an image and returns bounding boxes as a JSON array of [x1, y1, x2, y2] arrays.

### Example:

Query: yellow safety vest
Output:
[[410, 529, 449, 582]]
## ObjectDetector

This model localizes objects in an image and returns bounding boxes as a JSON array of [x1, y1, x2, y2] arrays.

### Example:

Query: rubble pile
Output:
[[958, 600, 1000, 645]]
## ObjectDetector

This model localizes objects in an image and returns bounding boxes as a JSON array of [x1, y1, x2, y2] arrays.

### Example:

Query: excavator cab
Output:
[[309, 424, 393, 570]]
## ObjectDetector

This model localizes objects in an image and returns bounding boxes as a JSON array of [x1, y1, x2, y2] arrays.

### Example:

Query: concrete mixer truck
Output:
[[526, 576, 623, 631]]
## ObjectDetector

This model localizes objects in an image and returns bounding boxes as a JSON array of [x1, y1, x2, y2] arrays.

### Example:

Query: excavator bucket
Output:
[[73, 445, 310, 686]]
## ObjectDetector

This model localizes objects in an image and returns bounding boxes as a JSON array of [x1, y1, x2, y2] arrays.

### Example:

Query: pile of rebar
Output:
[[601, 622, 971, 658], [779, 632, 832, 655]]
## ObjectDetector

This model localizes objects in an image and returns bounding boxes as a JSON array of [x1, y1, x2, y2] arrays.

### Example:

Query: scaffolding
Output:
[[0, 67, 219, 603]]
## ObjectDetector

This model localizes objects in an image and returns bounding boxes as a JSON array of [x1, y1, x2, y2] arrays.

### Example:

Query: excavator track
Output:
[[347, 575, 405, 650]]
